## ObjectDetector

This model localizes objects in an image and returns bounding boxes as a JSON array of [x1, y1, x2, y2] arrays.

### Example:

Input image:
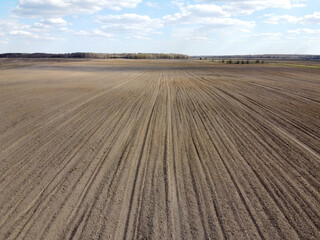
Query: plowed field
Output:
[[0, 59, 319, 240]]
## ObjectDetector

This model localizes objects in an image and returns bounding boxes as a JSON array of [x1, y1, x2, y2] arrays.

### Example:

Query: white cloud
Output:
[[59, 27, 69, 32], [0, 19, 30, 33], [76, 30, 113, 37], [301, 12, 320, 24], [126, 35, 150, 40], [288, 28, 320, 34], [97, 14, 163, 35], [76, 14, 163, 41], [33, 22, 50, 29], [163, 4, 254, 28], [204, 18, 255, 28], [265, 14, 299, 24], [161, 2, 255, 48], [223, 0, 292, 15], [31, 18, 69, 33], [170, 27, 209, 40], [164, 4, 229, 23], [98, 14, 158, 24], [0, 19, 58, 40], [145, 2, 159, 8], [41, 18, 69, 26], [250, 32, 283, 40], [265, 12, 320, 24], [14, 0, 142, 17], [9, 30, 40, 39], [303, 36, 320, 43], [195, 0, 303, 15], [251, 32, 282, 37]]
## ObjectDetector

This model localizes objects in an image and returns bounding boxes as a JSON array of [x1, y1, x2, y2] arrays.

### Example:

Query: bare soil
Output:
[[0, 59, 319, 240]]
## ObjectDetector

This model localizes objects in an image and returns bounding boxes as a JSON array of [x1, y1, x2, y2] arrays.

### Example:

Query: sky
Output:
[[0, 0, 320, 55]]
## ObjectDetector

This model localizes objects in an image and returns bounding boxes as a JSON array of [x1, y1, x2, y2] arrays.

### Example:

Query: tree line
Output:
[[220, 59, 264, 64], [193, 54, 320, 61], [0, 52, 190, 60]]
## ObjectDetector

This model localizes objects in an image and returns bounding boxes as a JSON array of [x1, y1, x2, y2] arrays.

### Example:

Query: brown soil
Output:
[[0, 59, 319, 240]]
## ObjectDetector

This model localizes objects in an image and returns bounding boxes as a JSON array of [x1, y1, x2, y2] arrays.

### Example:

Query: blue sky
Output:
[[0, 0, 320, 55]]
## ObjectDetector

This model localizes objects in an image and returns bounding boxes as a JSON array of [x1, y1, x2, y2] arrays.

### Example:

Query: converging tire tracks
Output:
[[0, 59, 319, 240]]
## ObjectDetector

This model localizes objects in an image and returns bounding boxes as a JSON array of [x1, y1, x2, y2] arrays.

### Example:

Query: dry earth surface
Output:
[[0, 59, 319, 240]]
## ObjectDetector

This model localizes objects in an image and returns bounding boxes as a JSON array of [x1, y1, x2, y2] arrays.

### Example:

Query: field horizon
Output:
[[2, 52, 320, 61]]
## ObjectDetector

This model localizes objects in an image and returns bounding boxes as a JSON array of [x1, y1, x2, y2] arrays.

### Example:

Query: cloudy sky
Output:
[[0, 0, 320, 55]]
